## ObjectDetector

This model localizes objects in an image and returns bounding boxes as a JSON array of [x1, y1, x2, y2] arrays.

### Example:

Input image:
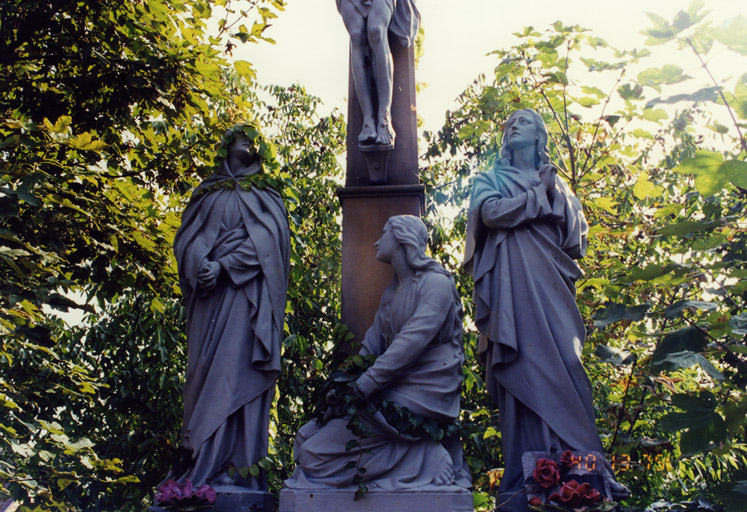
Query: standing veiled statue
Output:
[[337, 0, 420, 147], [464, 109, 629, 510], [284, 215, 471, 492], [166, 126, 290, 493]]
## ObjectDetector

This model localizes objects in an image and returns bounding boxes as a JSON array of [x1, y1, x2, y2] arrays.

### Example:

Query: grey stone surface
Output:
[[151, 489, 273, 512], [336, 0, 420, 149], [279, 489, 473, 512], [284, 216, 471, 496], [165, 128, 290, 489], [464, 109, 628, 510]]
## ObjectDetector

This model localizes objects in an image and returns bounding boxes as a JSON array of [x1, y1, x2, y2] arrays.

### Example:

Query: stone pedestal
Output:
[[279, 489, 474, 512], [337, 184, 424, 345], [150, 490, 274, 512]]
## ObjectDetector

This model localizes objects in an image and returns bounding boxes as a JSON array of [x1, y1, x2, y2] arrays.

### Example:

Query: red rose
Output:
[[532, 458, 560, 489], [560, 450, 574, 467], [528, 497, 543, 507], [548, 480, 583, 507], [576, 482, 603, 505]]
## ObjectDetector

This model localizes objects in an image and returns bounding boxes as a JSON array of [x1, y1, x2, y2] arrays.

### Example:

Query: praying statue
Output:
[[464, 109, 629, 510], [165, 126, 290, 493], [337, 0, 420, 147], [284, 215, 470, 491]]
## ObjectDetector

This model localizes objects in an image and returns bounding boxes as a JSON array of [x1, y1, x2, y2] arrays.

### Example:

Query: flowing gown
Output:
[[464, 163, 605, 503], [284, 268, 471, 491], [172, 161, 290, 488]]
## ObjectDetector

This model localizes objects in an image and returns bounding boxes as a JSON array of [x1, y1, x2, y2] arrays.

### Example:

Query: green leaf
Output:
[[729, 312, 747, 336], [653, 350, 724, 381], [652, 326, 707, 363], [723, 159, 747, 188], [58, 478, 76, 490], [662, 392, 727, 455], [645, 86, 721, 108], [593, 302, 650, 328], [234, 60, 256, 84], [642, 108, 668, 122], [67, 132, 107, 151], [664, 300, 718, 319], [637, 65, 689, 89], [581, 86, 606, 99], [633, 171, 664, 199], [655, 218, 724, 236], [43, 115, 72, 134], [629, 263, 682, 282], [595, 344, 634, 366], [576, 96, 599, 107], [712, 16, 747, 55]]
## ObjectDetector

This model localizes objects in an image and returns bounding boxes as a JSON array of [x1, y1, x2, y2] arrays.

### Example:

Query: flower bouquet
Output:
[[523, 449, 617, 512], [154, 479, 217, 511]]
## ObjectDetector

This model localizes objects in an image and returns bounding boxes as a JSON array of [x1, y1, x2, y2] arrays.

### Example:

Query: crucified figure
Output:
[[337, 0, 420, 147]]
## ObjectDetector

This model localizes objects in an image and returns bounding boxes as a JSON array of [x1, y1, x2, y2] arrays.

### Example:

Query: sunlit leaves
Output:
[[638, 65, 690, 91], [712, 15, 747, 55], [633, 171, 664, 199], [674, 151, 747, 195], [234, 59, 256, 84]]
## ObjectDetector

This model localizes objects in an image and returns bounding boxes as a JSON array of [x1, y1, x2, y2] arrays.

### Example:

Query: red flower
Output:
[[549, 480, 605, 507], [576, 482, 603, 505], [560, 450, 574, 468], [532, 458, 560, 489], [549, 480, 583, 507], [528, 496, 543, 507]]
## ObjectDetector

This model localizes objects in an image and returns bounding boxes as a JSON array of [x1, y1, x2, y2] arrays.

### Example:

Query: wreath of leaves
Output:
[[314, 354, 461, 498]]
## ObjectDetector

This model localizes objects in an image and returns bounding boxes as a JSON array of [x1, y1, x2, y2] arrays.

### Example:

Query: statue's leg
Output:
[[367, 1, 395, 146], [340, 2, 377, 142]]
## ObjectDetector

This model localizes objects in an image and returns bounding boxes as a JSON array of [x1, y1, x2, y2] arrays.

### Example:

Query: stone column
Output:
[[337, 37, 425, 346]]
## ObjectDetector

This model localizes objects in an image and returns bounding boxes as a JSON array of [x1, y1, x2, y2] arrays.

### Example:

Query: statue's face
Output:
[[375, 223, 399, 263], [506, 111, 538, 150], [228, 134, 256, 166]]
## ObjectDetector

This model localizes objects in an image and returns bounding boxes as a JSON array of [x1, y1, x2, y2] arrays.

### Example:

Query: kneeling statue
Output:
[[284, 215, 471, 491]]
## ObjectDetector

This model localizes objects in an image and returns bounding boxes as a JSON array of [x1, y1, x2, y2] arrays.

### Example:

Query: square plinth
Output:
[[151, 490, 274, 512], [279, 489, 474, 512]]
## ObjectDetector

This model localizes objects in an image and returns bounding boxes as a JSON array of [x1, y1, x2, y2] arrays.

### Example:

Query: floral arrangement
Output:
[[155, 479, 217, 510], [525, 450, 617, 512]]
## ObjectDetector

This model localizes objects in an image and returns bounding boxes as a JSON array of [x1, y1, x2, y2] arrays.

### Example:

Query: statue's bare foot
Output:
[[359, 119, 377, 143], [607, 476, 631, 500], [375, 117, 395, 146], [433, 459, 455, 486]]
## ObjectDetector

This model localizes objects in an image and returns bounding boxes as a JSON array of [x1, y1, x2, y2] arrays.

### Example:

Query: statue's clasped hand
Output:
[[197, 260, 221, 297], [538, 164, 558, 195]]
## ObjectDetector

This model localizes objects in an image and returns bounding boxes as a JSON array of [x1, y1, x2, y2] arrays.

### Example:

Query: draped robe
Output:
[[172, 161, 290, 488], [284, 269, 471, 491], [464, 162, 604, 501]]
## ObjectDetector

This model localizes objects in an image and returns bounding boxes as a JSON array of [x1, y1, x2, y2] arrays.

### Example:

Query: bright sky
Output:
[[244, 0, 747, 134]]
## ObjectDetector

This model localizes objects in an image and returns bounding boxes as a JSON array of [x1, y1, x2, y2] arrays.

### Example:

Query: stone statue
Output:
[[167, 127, 290, 492], [463, 109, 629, 510], [284, 215, 470, 491], [337, 0, 420, 148]]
